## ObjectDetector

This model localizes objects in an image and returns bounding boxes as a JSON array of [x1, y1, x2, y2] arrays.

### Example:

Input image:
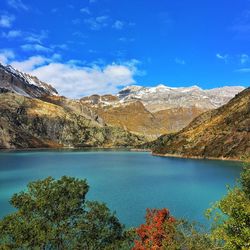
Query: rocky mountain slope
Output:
[[80, 99, 207, 139], [0, 63, 58, 97], [80, 85, 243, 138], [149, 87, 250, 160], [0, 92, 144, 149]]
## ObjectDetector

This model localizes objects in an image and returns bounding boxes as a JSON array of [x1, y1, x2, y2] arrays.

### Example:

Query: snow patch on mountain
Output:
[[0, 63, 58, 97]]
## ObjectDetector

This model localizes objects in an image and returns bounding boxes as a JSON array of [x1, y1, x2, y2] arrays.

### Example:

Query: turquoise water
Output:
[[0, 150, 242, 227]]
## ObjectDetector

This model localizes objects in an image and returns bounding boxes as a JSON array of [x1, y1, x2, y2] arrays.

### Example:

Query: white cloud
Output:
[[2, 30, 22, 38], [32, 63, 136, 97], [0, 49, 15, 65], [84, 16, 109, 30], [240, 54, 249, 64], [21, 44, 52, 53], [175, 58, 186, 65], [80, 7, 91, 15], [118, 37, 135, 42], [9, 56, 141, 98], [24, 30, 48, 43], [216, 53, 228, 62], [0, 14, 15, 28], [11, 56, 50, 72], [112, 20, 124, 30]]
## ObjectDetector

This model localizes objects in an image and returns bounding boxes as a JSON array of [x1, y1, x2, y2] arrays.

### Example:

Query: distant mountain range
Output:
[[117, 84, 245, 111], [80, 84, 244, 138], [0, 63, 248, 159]]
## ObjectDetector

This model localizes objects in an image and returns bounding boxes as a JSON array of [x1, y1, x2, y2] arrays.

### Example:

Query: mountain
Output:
[[80, 97, 207, 139], [118, 84, 245, 112], [80, 85, 244, 139], [0, 63, 58, 97], [0, 92, 144, 149], [0, 64, 144, 149], [0, 63, 246, 148], [149, 87, 250, 160]]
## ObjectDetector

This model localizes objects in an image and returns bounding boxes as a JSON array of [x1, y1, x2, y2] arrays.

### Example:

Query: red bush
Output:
[[133, 208, 176, 250]]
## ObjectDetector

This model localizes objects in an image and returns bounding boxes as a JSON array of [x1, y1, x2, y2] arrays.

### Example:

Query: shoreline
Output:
[[0, 146, 144, 153], [0, 146, 243, 162], [152, 152, 243, 162]]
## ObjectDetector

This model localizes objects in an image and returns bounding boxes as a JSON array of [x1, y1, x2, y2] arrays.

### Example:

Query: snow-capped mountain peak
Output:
[[0, 63, 58, 97], [117, 84, 245, 112]]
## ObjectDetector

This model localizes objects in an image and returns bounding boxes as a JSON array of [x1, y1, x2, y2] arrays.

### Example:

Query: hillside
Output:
[[149, 88, 250, 160], [0, 92, 144, 149], [80, 85, 244, 139]]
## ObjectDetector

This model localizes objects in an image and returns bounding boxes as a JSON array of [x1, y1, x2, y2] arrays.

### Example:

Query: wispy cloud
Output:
[[2, 29, 22, 38], [235, 68, 250, 73], [159, 12, 173, 26], [24, 30, 48, 43], [21, 44, 52, 53], [0, 49, 15, 65], [84, 15, 109, 30], [230, 10, 250, 40], [7, 0, 29, 11], [175, 58, 186, 65], [239, 54, 249, 64], [80, 7, 91, 15], [0, 14, 15, 28], [216, 53, 229, 63], [112, 20, 124, 30], [118, 37, 135, 42]]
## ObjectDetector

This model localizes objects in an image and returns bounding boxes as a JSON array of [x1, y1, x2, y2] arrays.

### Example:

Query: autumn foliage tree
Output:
[[133, 208, 177, 250]]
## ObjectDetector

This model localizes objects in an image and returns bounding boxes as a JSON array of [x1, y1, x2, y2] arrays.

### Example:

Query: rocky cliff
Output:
[[149, 88, 250, 160]]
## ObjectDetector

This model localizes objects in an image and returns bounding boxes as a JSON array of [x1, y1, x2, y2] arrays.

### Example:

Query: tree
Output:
[[133, 209, 215, 250], [207, 159, 250, 249], [132, 208, 177, 249], [0, 176, 129, 249]]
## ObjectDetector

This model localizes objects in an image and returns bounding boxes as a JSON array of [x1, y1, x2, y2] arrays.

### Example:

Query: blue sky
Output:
[[0, 0, 249, 97]]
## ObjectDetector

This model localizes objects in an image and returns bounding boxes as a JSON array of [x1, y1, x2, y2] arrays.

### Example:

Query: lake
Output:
[[0, 149, 242, 227]]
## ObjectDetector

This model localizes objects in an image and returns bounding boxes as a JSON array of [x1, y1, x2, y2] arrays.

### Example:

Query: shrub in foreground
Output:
[[207, 160, 250, 250], [133, 208, 215, 250], [0, 176, 131, 249]]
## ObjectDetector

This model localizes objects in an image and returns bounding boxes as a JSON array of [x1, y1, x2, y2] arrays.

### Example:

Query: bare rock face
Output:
[[0, 63, 58, 98], [117, 85, 245, 112], [149, 88, 250, 160]]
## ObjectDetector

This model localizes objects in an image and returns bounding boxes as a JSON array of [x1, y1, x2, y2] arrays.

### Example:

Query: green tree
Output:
[[0, 176, 130, 250], [207, 159, 250, 250]]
